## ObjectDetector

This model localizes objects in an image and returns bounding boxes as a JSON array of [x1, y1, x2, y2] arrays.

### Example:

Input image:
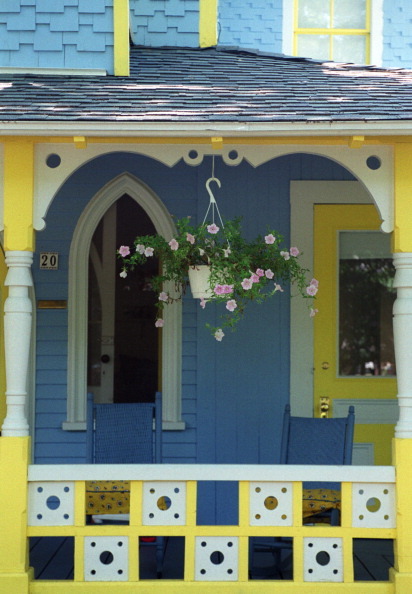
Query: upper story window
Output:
[[293, 0, 370, 64]]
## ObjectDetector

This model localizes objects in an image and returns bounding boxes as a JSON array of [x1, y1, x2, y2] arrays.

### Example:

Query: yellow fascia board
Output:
[[393, 144, 412, 252], [114, 0, 130, 76], [199, 0, 217, 47], [1, 134, 401, 146], [3, 140, 35, 252]]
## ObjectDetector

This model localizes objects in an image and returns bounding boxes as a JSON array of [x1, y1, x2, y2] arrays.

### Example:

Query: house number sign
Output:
[[40, 252, 59, 270]]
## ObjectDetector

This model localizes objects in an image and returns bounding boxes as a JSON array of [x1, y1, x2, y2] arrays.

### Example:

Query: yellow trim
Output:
[[0, 438, 31, 589], [3, 140, 35, 252], [199, 0, 217, 47], [393, 144, 412, 252], [0, 135, 405, 146], [0, 246, 6, 427], [393, 438, 412, 582], [113, 0, 130, 76]]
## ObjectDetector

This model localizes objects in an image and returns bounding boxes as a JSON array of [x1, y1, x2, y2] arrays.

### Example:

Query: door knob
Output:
[[101, 354, 110, 363], [320, 396, 330, 418]]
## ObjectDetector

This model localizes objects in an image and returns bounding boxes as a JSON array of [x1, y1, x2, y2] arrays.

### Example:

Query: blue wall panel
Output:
[[383, 0, 412, 68], [129, 0, 199, 47], [218, 0, 282, 53], [33, 151, 354, 521], [0, 0, 114, 71]]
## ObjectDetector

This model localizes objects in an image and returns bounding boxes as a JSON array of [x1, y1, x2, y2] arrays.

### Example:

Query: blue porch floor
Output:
[[29, 536, 394, 581]]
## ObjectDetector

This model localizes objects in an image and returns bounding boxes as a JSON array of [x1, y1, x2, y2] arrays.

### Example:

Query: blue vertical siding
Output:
[[0, 0, 114, 72]]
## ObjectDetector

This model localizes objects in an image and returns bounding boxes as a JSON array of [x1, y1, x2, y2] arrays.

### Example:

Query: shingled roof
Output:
[[1, 46, 412, 126]]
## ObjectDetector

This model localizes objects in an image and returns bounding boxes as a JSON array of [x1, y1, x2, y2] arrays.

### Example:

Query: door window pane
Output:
[[339, 232, 396, 377]]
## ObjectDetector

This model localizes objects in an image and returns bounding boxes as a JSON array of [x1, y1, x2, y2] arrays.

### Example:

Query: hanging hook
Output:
[[205, 176, 221, 204]]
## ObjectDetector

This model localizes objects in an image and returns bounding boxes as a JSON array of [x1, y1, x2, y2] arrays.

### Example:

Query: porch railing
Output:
[[26, 463, 396, 592]]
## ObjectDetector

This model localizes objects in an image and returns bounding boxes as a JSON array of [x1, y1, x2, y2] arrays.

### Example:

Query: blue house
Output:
[[1, 1, 412, 590]]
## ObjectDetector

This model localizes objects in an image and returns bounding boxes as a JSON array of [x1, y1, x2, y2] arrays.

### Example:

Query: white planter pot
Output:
[[188, 265, 213, 299]]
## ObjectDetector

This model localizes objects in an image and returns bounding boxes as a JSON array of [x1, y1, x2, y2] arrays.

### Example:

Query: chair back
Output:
[[280, 404, 355, 466], [86, 392, 162, 464]]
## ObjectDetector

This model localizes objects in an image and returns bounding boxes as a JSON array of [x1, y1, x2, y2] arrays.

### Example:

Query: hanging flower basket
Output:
[[117, 216, 318, 341], [188, 265, 214, 299]]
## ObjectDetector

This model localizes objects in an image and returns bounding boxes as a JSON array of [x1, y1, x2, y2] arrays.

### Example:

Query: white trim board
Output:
[[334, 399, 399, 425]]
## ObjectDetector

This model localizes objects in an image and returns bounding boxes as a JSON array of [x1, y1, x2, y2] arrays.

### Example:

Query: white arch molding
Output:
[[63, 173, 184, 432]]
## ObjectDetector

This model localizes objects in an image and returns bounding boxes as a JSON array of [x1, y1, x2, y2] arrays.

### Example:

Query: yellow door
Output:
[[314, 204, 397, 465]]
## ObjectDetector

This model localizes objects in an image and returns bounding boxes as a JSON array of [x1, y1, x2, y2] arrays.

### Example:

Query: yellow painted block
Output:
[[3, 140, 35, 252], [0, 250, 7, 427], [199, 0, 217, 47], [0, 437, 30, 586], [393, 438, 412, 574], [113, 0, 130, 76], [394, 144, 412, 253]]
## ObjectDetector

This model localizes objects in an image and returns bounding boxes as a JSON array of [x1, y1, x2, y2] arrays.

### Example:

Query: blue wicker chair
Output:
[[251, 404, 355, 578], [86, 392, 165, 577]]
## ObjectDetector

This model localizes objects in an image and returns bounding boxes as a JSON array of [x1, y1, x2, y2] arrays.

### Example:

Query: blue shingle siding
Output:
[[0, 0, 114, 71], [218, 0, 282, 53], [129, 0, 199, 47], [383, 0, 412, 68]]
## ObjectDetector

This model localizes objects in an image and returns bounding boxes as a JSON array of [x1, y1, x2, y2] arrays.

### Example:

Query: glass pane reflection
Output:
[[339, 232, 396, 377]]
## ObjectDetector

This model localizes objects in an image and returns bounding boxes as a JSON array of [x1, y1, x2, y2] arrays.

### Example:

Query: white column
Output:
[[393, 253, 412, 438], [1, 251, 33, 436]]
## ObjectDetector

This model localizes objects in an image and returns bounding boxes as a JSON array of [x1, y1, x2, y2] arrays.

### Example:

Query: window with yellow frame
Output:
[[294, 0, 370, 64]]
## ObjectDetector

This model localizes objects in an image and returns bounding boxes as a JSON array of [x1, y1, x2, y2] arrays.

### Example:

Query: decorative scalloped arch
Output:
[[63, 173, 183, 432]]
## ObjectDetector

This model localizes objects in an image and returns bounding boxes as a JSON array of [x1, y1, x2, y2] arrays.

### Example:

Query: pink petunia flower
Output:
[[223, 285, 234, 294], [214, 328, 225, 341], [241, 278, 253, 290], [136, 244, 145, 254], [280, 251, 290, 260], [306, 284, 318, 296], [186, 233, 195, 244], [144, 247, 154, 257], [155, 319, 164, 327], [256, 268, 264, 277], [250, 273, 260, 283], [274, 283, 284, 292], [118, 245, 130, 257], [207, 223, 220, 234], [119, 270, 127, 278], [200, 298, 207, 309], [265, 234, 276, 244], [310, 308, 319, 318], [169, 238, 179, 251], [214, 284, 225, 295], [310, 278, 319, 288], [265, 269, 274, 279], [226, 299, 237, 312], [290, 247, 300, 257], [158, 291, 169, 302]]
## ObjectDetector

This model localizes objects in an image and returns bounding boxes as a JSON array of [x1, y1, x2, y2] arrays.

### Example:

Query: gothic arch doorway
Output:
[[88, 194, 159, 404]]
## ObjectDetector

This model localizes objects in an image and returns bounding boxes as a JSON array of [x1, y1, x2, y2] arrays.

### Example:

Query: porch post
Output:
[[1, 251, 33, 436], [391, 143, 412, 592]]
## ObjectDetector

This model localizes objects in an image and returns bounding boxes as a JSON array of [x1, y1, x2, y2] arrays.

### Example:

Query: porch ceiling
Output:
[[0, 46, 412, 136]]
